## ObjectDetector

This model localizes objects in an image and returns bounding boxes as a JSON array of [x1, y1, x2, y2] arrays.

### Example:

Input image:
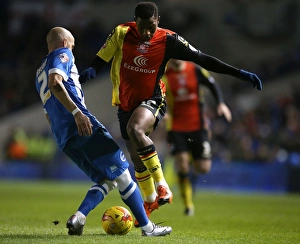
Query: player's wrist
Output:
[[72, 107, 80, 116]]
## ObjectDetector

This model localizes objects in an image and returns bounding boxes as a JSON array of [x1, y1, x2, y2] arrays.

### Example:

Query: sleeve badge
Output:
[[58, 53, 69, 63]]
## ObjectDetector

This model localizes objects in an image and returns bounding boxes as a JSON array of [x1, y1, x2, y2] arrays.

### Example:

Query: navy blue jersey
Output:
[[35, 48, 100, 150]]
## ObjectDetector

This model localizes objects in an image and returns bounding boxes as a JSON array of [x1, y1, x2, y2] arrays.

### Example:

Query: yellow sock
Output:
[[135, 170, 156, 202], [137, 145, 165, 185], [178, 173, 193, 209]]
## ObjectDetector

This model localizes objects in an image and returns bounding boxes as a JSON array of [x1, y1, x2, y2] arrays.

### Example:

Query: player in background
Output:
[[163, 59, 232, 216], [79, 2, 262, 226], [35, 26, 172, 237]]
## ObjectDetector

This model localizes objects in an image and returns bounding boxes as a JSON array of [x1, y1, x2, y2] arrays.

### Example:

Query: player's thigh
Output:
[[137, 97, 167, 134], [128, 106, 155, 134], [189, 130, 211, 160], [118, 108, 133, 140], [65, 128, 129, 182], [168, 131, 189, 155], [89, 148, 129, 182], [63, 143, 93, 176], [194, 158, 212, 173], [81, 129, 129, 181], [188, 131, 212, 173]]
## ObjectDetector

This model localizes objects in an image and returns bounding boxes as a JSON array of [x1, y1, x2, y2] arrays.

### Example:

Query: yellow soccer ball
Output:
[[102, 206, 133, 235]]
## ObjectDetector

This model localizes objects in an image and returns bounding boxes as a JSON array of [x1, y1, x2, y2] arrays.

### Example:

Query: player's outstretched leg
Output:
[[66, 181, 117, 235], [115, 169, 172, 236], [134, 168, 160, 227], [115, 169, 150, 228], [137, 145, 173, 205]]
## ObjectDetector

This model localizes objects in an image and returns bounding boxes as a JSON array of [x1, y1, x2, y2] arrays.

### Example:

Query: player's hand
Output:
[[73, 111, 93, 136], [79, 67, 96, 84], [217, 103, 232, 123], [239, 70, 263, 91]]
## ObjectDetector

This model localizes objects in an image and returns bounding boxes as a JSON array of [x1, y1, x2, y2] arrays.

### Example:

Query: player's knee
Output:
[[115, 169, 132, 190], [115, 169, 138, 200], [194, 158, 212, 174], [126, 122, 145, 140], [176, 162, 190, 174], [126, 123, 138, 136], [101, 180, 118, 192], [195, 164, 211, 174]]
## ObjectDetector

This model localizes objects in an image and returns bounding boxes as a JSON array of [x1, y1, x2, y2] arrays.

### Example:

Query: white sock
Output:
[[155, 179, 168, 188], [144, 192, 157, 203], [141, 221, 154, 233], [75, 211, 86, 224]]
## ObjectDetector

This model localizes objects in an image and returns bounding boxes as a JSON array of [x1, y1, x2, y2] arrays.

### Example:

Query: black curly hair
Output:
[[135, 2, 158, 19]]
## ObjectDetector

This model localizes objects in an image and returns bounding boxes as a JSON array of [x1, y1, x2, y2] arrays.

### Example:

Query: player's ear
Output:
[[62, 38, 67, 48], [158, 16, 160, 24], [134, 16, 137, 21]]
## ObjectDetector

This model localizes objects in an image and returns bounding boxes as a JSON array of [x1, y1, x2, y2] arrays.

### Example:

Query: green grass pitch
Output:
[[0, 180, 299, 244]]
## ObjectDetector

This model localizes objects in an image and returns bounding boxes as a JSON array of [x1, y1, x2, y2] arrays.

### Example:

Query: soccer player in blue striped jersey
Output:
[[35, 26, 172, 237]]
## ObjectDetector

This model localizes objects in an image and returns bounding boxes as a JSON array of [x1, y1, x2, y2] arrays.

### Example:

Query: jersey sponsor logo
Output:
[[124, 55, 155, 73], [134, 55, 147, 67], [58, 53, 69, 63]]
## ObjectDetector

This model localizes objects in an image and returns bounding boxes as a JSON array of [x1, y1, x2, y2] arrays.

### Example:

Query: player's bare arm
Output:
[[48, 73, 93, 136], [198, 69, 232, 122], [217, 103, 232, 122]]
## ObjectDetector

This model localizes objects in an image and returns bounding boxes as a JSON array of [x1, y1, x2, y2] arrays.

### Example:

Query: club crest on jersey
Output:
[[137, 43, 149, 53], [58, 53, 69, 63]]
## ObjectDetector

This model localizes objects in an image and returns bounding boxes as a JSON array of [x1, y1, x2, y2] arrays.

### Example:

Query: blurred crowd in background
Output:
[[0, 0, 110, 117], [1, 0, 300, 167]]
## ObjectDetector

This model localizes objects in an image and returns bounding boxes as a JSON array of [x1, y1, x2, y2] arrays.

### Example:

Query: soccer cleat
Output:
[[157, 185, 173, 205], [184, 207, 194, 216], [142, 222, 172, 236], [134, 197, 159, 227], [66, 214, 86, 236]]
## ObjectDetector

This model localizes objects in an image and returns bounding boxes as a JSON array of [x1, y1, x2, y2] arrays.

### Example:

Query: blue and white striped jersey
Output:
[[35, 47, 100, 150]]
